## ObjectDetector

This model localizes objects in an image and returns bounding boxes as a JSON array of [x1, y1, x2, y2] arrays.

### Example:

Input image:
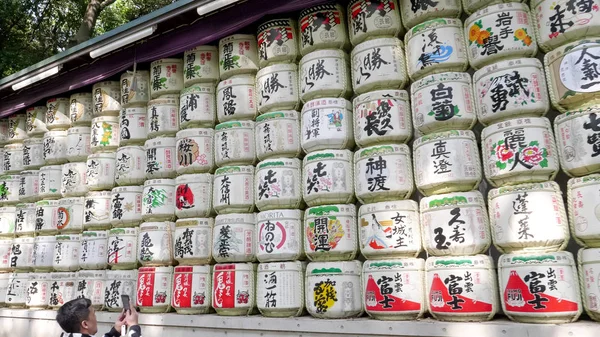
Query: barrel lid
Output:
[[112, 185, 143, 193], [568, 174, 600, 189], [106, 269, 138, 278], [257, 209, 302, 221], [50, 271, 78, 279], [59, 197, 84, 205], [489, 181, 560, 198], [413, 130, 476, 147], [307, 260, 362, 275], [181, 83, 214, 95], [300, 49, 348, 64], [255, 111, 299, 123], [363, 258, 425, 271], [426, 255, 493, 270], [0, 174, 20, 180], [26, 106, 47, 112], [258, 261, 305, 272], [68, 126, 91, 134], [407, 18, 462, 41], [144, 178, 175, 186], [145, 136, 176, 147], [148, 98, 178, 106], [47, 97, 69, 104], [121, 70, 150, 79], [215, 213, 256, 226], [257, 63, 298, 78], [151, 58, 184, 65], [257, 158, 301, 170], [44, 130, 68, 137], [124, 106, 146, 113], [29, 273, 51, 280], [109, 227, 138, 235], [466, 2, 531, 26], [175, 217, 214, 227], [175, 173, 213, 184], [70, 92, 92, 99], [555, 107, 600, 125], [174, 265, 211, 273], [92, 116, 119, 123], [139, 266, 174, 274], [257, 18, 295, 33], [176, 128, 214, 139], [34, 235, 57, 243], [88, 152, 116, 160], [353, 89, 409, 105], [92, 80, 119, 88], [215, 165, 254, 176], [351, 37, 403, 57], [77, 270, 106, 278], [305, 204, 356, 218], [56, 234, 80, 241], [217, 75, 256, 88], [140, 221, 175, 231], [4, 142, 24, 149], [20, 170, 39, 176], [355, 144, 410, 161], [219, 34, 256, 44], [185, 45, 218, 53], [40, 164, 63, 171], [580, 248, 600, 264], [299, 3, 342, 18], [85, 191, 112, 198], [420, 191, 484, 211], [82, 230, 108, 238], [302, 97, 352, 112], [35, 199, 60, 206], [499, 251, 575, 267], [24, 138, 44, 145], [16, 202, 36, 208], [358, 200, 418, 216], [304, 149, 352, 163], [473, 58, 542, 83], [411, 72, 471, 92], [0, 206, 16, 212], [213, 262, 255, 272], [14, 236, 34, 243], [215, 120, 255, 131]]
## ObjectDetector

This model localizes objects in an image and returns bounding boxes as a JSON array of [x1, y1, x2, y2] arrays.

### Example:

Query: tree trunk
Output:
[[70, 0, 117, 47]]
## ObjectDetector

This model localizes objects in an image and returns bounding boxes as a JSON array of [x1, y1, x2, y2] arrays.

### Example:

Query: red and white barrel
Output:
[[347, 0, 403, 46], [172, 265, 212, 314], [212, 263, 256, 316], [299, 4, 350, 55], [136, 266, 173, 313], [257, 19, 300, 67], [175, 174, 213, 218]]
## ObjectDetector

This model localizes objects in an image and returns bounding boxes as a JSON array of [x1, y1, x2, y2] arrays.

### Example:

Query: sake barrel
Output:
[[145, 137, 176, 179], [119, 106, 147, 145], [45, 98, 71, 130], [579, 248, 600, 321], [104, 269, 137, 311], [473, 58, 549, 126], [172, 265, 212, 314], [5, 272, 28, 307], [300, 49, 352, 103], [86, 153, 115, 191], [353, 89, 412, 148], [0, 238, 13, 271], [56, 197, 84, 233], [358, 201, 421, 259], [411, 72, 477, 135], [79, 231, 108, 270], [255, 111, 302, 161], [257, 261, 305, 317], [363, 258, 427, 320], [351, 37, 408, 94], [23, 138, 45, 170], [107, 227, 138, 270], [53, 234, 80, 272], [463, 0, 527, 15], [138, 222, 174, 267], [413, 130, 481, 196], [299, 4, 351, 55], [347, 0, 403, 46], [400, 0, 462, 29], [354, 144, 414, 203], [61, 162, 88, 197], [421, 191, 491, 256], [76, 270, 105, 309], [66, 127, 92, 162], [0, 175, 20, 205], [488, 181, 569, 253], [147, 97, 179, 138], [426, 255, 499, 321], [215, 76, 257, 123], [69, 93, 94, 126], [174, 218, 213, 265], [4, 143, 24, 174], [15, 203, 36, 236], [405, 19, 468, 81], [255, 158, 302, 211], [34, 200, 59, 235], [92, 81, 121, 116], [142, 179, 176, 222], [43, 130, 68, 165], [7, 114, 27, 143], [175, 174, 212, 218], [175, 128, 214, 175], [120, 70, 150, 108], [90, 116, 120, 153], [0, 207, 16, 237], [533, 0, 600, 52], [213, 213, 256, 263], [545, 39, 600, 112], [150, 58, 184, 98], [179, 84, 216, 129], [33, 235, 56, 271], [110, 185, 143, 228], [214, 121, 256, 167], [0, 120, 8, 145], [555, 108, 600, 177], [301, 98, 354, 153], [218, 34, 259, 80], [303, 150, 355, 207], [481, 117, 559, 186], [25, 272, 50, 309], [498, 252, 582, 323], [213, 166, 255, 214], [18, 170, 39, 203], [115, 146, 146, 186], [256, 64, 300, 113], [257, 19, 300, 67], [183, 45, 219, 86], [10, 237, 35, 271], [212, 263, 256, 315], [83, 191, 111, 230], [568, 175, 600, 247], [0, 272, 9, 305], [26, 106, 48, 137], [304, 204, 358, 261], [38, 165, 63, 200], [256, 209, 303, 262], [305, 260, 363, 318]]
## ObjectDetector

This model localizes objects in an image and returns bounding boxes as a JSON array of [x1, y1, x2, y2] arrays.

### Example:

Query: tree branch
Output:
[[100, 0, 118, 10]]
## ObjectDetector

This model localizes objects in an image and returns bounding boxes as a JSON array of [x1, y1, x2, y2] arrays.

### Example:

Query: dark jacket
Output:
[[59, 325, 142, 337]]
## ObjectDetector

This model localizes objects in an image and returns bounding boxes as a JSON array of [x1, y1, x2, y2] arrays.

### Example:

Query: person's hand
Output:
[[124, 300, 139, 327], [114, 310, 126, 333]]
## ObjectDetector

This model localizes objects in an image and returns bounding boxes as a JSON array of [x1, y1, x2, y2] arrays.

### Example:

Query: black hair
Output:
[[56, 298, 92, 333]]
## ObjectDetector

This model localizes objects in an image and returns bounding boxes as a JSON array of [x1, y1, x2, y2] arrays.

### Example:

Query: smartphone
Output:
[[121, 295, 130, 313]]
